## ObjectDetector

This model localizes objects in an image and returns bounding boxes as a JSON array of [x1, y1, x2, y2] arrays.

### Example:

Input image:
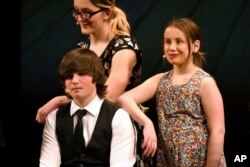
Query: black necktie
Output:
[[74, 109, 87, 150]]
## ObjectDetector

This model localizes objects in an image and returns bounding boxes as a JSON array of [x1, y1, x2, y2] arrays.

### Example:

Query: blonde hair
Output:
[[91, 0, 130, 36]]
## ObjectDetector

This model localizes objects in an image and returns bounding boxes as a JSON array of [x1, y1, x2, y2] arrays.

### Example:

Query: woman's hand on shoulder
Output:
[[36, 96, 69, 123]]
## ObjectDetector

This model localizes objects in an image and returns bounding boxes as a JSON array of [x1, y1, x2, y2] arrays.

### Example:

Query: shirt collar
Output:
[[70, 96, 104, 116]]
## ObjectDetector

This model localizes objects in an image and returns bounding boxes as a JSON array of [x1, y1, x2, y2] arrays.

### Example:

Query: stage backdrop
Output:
[[16, 0, 250, 166]]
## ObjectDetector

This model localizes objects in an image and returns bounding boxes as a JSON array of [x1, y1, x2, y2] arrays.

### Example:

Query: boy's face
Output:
[[65, 73, 96, 106]]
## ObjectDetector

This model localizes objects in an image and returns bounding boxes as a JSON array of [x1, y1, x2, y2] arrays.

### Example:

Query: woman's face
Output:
[[73, 0, 107, 35]]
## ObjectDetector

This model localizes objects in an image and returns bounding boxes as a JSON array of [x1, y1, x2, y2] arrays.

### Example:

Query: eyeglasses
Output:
[[70, 8, 106, 20]]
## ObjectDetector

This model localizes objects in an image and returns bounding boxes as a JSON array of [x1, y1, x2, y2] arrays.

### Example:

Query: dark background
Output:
[[2, 0, 249, 166]]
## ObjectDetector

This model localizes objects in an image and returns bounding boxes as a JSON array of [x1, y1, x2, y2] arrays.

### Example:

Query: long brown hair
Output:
[[58, 48, 107, 98]]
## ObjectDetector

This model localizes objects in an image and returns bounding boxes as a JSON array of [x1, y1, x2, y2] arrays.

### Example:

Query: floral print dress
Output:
[[156, 69, 218, 167]]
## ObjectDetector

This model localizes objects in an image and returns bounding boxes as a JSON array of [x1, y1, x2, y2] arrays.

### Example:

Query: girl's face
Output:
[[73, 0, 108, 35], [163, 26, 193, 67]]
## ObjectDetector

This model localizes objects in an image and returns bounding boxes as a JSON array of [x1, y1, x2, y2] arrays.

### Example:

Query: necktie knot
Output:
[[76, 109, 87, 119]]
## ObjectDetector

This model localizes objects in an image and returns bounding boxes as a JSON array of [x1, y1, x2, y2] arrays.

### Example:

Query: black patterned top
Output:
[[77, 35, 142, 90]]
